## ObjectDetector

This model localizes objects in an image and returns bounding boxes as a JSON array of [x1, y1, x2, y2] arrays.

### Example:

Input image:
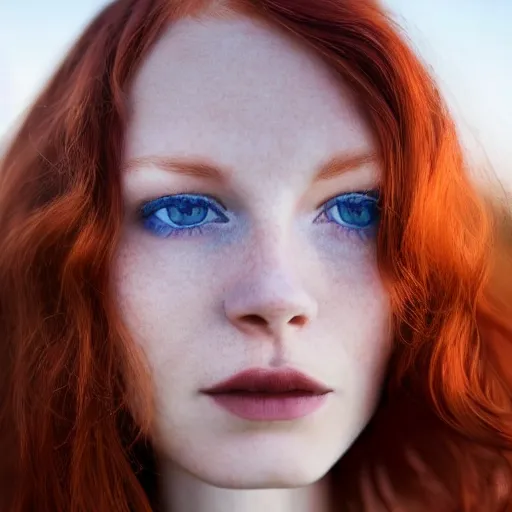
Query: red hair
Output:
[[1, 0, 511, 510]]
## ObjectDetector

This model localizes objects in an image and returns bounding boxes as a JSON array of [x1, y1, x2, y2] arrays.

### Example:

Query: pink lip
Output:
[[201, 368, 332, 421]]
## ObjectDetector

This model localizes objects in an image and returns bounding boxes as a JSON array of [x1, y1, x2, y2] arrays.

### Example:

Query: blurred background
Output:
[[1, 0, 511, 188]]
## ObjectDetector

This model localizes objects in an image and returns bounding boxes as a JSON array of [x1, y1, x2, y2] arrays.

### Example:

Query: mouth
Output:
[[201, 368, 332, 421]]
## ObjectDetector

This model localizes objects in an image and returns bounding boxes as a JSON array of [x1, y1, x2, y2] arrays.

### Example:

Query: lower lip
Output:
[[206, 391, 330, 421]]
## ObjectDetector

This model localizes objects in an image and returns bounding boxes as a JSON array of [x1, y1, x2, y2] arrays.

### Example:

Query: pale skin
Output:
[[115, 11, 392, 512]]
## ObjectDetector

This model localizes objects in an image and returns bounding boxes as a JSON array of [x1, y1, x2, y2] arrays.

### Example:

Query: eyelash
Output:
[[139, 191, 380, 240]]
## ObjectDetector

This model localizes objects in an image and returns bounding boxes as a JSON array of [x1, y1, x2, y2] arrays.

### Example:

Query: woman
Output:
[[0, 0, 511, 510]]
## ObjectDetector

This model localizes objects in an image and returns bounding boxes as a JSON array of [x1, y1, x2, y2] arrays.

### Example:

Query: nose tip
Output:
[[223, 280, 317, 337]]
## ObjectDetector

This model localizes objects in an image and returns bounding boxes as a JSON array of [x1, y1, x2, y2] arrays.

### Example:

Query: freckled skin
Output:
[[115, 14, 392, 491]]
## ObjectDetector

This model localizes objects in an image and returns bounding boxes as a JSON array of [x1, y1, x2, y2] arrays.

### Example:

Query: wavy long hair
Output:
[[1, 0, 511, 510]]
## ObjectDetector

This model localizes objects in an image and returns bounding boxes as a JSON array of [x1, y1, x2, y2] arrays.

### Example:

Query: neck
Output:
[[161, 461, 332, 512]]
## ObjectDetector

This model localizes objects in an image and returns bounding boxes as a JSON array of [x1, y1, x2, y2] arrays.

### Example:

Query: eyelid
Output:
[[139, 193, 227, 218], [317, 189, 380, 210]]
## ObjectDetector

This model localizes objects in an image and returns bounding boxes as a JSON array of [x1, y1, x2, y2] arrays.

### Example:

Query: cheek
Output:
[[112, 236, 221, 367], [112, 238, 209, 423], [316, 247, 392, 377], [340, 273, 391, 363]]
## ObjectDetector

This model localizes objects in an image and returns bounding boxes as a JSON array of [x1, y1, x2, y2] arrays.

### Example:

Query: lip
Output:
[[201, 368, 332, 421]]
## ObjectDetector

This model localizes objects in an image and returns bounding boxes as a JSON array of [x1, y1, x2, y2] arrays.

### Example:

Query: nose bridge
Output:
[[223, 225, 318, 337]]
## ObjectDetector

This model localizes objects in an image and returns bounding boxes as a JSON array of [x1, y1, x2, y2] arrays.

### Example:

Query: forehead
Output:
[[125, 15, 375, 176]]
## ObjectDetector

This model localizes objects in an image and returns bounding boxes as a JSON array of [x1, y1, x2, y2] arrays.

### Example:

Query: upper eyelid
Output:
[[324, 191, 378, 203], [317, 190, 380, 211], [326, 189, 379, 201], [140, 194, 227, 217]]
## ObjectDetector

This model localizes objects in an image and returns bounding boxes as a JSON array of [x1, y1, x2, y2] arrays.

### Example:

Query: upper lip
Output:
[[201, 368, 332, 395]]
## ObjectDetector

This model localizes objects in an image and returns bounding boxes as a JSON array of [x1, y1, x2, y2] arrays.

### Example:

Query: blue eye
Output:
[[320, 191, 380, 234], [140, 194, 229, 238], [140, 190, 380, 240]]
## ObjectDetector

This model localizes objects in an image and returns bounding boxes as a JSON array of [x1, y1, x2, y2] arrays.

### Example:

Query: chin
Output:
[[155, 409, 350, 490], [196, 465, 328, 490], [182, 447, 335, 489]]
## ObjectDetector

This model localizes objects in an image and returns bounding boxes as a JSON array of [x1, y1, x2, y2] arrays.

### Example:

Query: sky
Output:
[[1, 0, 511, 187]]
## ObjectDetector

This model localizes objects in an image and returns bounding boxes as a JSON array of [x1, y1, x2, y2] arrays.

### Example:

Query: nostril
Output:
[[241, 314, 268, 327], [289, 315, 307, 327], [240, 313, 308, 329]]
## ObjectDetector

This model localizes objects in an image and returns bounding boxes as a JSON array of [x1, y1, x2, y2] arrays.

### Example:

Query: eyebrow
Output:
[[314, 152, 377, 181], [123, 151, 377, 183]]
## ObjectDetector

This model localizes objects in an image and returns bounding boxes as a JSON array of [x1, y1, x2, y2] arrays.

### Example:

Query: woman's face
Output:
[[116, 14, 392, 488]]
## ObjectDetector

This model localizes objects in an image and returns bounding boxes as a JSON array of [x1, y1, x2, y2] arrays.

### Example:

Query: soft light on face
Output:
[[115, 13, 392, 489]]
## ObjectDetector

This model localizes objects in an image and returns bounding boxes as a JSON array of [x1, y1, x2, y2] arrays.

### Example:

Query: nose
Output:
[[223, 262, 318, 339]]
